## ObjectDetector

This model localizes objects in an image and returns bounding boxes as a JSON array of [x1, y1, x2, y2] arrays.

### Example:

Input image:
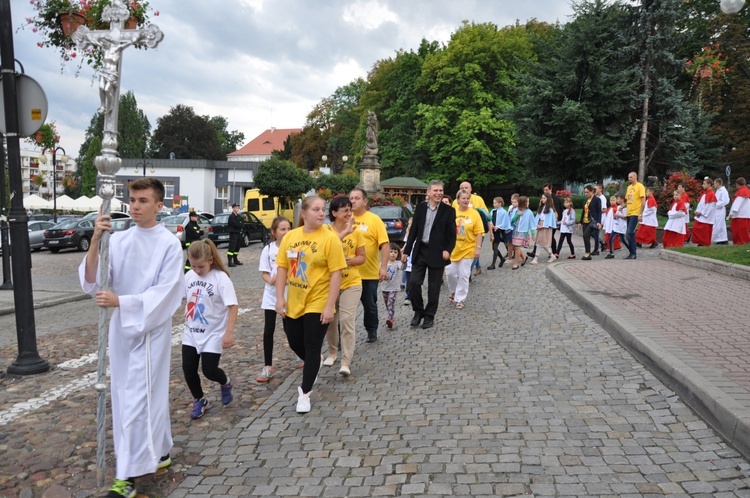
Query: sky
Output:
[[10, 0, 576, 160]]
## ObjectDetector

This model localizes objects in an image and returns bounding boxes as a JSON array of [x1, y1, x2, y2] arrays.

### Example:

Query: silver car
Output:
[[161, 213, 212, 246], [0, 220, 56, 254]]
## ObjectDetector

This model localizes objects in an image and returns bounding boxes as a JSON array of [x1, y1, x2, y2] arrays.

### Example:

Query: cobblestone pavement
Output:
[[1, 239, 750, 497]]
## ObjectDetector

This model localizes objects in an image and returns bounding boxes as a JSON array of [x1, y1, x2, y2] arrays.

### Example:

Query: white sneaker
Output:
[[296, 386, 311, 413], [339, 365, 351, 377], [530, 256, 538, 265], [323, 356, 335, 367], [548, 254, 557, 263]]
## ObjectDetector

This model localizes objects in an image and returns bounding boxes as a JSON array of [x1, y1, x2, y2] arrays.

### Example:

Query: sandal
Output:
[[448, 294, 455, 303], [455, 302, 465, 310]]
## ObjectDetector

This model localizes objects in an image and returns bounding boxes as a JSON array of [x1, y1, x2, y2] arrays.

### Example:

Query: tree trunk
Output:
[[638, 51, 651, 183]]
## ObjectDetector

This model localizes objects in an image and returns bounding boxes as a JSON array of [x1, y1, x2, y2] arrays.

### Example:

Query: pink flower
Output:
[[71, 52, 77, 58]]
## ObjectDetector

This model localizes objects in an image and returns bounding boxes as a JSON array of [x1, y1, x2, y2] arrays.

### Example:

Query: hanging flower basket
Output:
[[59, 11, 86, 37], [124, 17, 137, 29], [34, 131, 44, 144]]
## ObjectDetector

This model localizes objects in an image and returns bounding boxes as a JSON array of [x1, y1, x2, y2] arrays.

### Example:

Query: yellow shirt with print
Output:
[[326, 224, 363, 290], [451, 193, 487, 212], [451, 208, 485, 262], [626, 182, 646, 216], [351, 210, 390, 280], [276, 226, 347, 319]]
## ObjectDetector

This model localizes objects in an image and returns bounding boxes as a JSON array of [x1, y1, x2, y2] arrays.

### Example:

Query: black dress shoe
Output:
[[410, 314, 423, 328], [581, 255, 592, 261], [591, 250, 600, 256], [366, 333, 377, 343], [421, 317, 434, 329], [649, 243, 659, 249], [235, 260, 244, 266], [624, 254, 636, 260], [487, 265, 496, 270]]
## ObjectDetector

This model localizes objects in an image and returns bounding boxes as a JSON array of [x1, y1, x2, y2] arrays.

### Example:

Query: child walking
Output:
[[183, 239, 238, 419], [602, 195, 621, 252], [506, 194, 519, 261], [531, 194, 558, 263], [606, 195, 631, 258], [663, 190, 688, 248], [636, 186, 659, 248], [555, 197, 576, 259], [380, 242, 402, 328], [257, 216, 292, 383], [487, 197, 510, 269], [511, 196, 536, 270]]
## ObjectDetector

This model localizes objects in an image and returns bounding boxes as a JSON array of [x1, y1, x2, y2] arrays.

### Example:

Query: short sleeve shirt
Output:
[[352, 210, 390, 280], [626, 182, 646, 216], [276, 226, 347, 319], [326, 224, 363, 290], [451, 208, 485, 261]]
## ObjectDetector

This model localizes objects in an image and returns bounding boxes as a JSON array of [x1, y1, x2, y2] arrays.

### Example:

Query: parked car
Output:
[[369, 205, 413, 243], [156, 210, 176, 222], [28, 213, 54, 221], [161, 213, 212, 246], [208, 211, 269, 247], [81, 211, 131, 221], [0, 220, 56, 255], [195, 212, 215, 221], [43, 219, 96, 252], [110, 217, 136, 233]]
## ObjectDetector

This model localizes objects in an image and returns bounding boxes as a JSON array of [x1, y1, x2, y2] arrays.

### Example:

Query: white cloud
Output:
[[10, 0, 575, 158], [342, 1, 400, 31]]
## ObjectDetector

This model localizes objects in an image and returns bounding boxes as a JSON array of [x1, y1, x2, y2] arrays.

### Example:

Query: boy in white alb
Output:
[[80, 178, 183, 498], [712, 178, 730, 244]]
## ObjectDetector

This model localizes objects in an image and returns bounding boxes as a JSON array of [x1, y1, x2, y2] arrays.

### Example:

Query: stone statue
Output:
[[365, 110, 378, 156]]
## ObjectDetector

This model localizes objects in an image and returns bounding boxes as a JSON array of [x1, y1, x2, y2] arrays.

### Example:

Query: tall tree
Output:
[[514, 1, 639, 184], [150, 105, 224, 160], [359, 40, 439, 179], [415, 21, 537, 186], [254, 157, 314, 205], [80, 136, 101, 196], [76, 91, 150, 161], [208, 116, 245, 157]]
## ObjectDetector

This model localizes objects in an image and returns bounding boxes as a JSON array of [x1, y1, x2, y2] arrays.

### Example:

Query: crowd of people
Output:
[[80, 173, 750, 498]]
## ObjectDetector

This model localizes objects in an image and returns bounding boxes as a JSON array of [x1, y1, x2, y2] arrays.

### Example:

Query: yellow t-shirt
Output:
[[352, 210, 390, 280], [583, 198, 591, 224], [626, 182, 646, 216], [452, 193, 487, 212], [326, 224, 363, 290], [451, 208, 485, 261], [276, 226, 347, 319]]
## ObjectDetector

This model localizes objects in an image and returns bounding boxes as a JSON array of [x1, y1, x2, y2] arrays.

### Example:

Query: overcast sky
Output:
[[11, 0, 575, 159]]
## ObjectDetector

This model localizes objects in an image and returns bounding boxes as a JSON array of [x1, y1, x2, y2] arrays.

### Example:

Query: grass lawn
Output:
[[667, 244, 750, 266]]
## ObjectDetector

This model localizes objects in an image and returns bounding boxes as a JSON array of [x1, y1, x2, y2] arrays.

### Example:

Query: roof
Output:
[[228, 128, 301, 157], [379, 176, 429, 188]]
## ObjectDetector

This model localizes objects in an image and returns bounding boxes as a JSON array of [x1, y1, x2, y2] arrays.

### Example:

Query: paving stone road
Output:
[[0, 239, 749, 497]]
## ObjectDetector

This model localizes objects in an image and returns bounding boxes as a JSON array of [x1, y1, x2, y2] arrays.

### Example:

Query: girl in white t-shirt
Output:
[[257, 216, 292, 383], [183, 239, 238, 419]]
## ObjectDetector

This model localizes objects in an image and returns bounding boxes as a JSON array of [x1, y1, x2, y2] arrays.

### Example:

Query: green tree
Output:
[[514, 1, 639, 184], [415, 21, 540, 186], [359, 40, 439, 179], [76, 91, 150, 161], [208, 116, 245, 156], [254, 157, 314, 209], [80, 136, 101, 196], [150, 105, 224, 160]]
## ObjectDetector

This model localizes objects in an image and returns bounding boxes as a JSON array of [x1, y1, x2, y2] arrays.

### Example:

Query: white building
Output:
[[20, 147, 76, 199]]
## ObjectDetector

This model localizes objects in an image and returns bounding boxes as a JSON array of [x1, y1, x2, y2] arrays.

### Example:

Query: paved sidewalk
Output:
[[547, 252, 750, 462]]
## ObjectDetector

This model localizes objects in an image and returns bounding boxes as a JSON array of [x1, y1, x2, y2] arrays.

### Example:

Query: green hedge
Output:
[[527, 195, 587, 210]]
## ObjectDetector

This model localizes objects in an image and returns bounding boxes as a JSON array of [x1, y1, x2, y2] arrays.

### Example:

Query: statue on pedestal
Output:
[[359, 111, 382, 193]]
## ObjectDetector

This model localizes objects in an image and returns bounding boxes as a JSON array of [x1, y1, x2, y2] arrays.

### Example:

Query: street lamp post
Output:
[[51, 147, 67, 223], [135, 158, 153, 176]]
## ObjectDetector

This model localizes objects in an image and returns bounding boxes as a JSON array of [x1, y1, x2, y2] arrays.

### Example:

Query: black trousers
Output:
[[228, 233, 241, 257], [283, 313, 329, 393], [263, 309, 277, 366], [182, 345, 227, 400], [408, 244, 445, 320], [582, 222, 597, 254], [555, 232, 575, 256]]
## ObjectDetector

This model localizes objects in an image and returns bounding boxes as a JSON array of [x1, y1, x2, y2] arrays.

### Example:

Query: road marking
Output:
[[1, 309, 255, 426]]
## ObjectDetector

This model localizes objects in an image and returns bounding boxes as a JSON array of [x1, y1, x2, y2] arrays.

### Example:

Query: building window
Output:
[[163, 181, 175, 199], [116, 182, 124, 199], [217, 186, 229, 199]]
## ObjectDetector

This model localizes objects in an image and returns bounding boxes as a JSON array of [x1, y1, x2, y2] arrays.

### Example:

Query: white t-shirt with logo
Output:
[[259, 242, 283, 310], [183, 268, 238, 354]]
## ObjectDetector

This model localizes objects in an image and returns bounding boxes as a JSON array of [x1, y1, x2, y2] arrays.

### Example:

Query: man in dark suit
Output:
[[402, 180, 456, 329]]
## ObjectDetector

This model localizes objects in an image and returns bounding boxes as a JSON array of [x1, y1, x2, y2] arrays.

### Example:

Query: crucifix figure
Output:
[[72, 0, 163, 488]]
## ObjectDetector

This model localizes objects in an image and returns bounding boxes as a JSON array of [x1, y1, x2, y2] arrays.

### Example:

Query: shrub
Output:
[[656, 172, 703, 215]]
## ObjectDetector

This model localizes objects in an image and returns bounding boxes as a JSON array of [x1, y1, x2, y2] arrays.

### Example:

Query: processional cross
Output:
[[72, 0, 163, 486]]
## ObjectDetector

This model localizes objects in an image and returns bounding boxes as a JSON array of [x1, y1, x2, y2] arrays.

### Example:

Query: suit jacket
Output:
[[579, 196, 602, 225], [404, 201, 456, 268]]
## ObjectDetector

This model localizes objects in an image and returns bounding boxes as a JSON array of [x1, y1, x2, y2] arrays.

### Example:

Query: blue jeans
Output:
[[360, 279, 379, 334], [626, 216, 638, 256]]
